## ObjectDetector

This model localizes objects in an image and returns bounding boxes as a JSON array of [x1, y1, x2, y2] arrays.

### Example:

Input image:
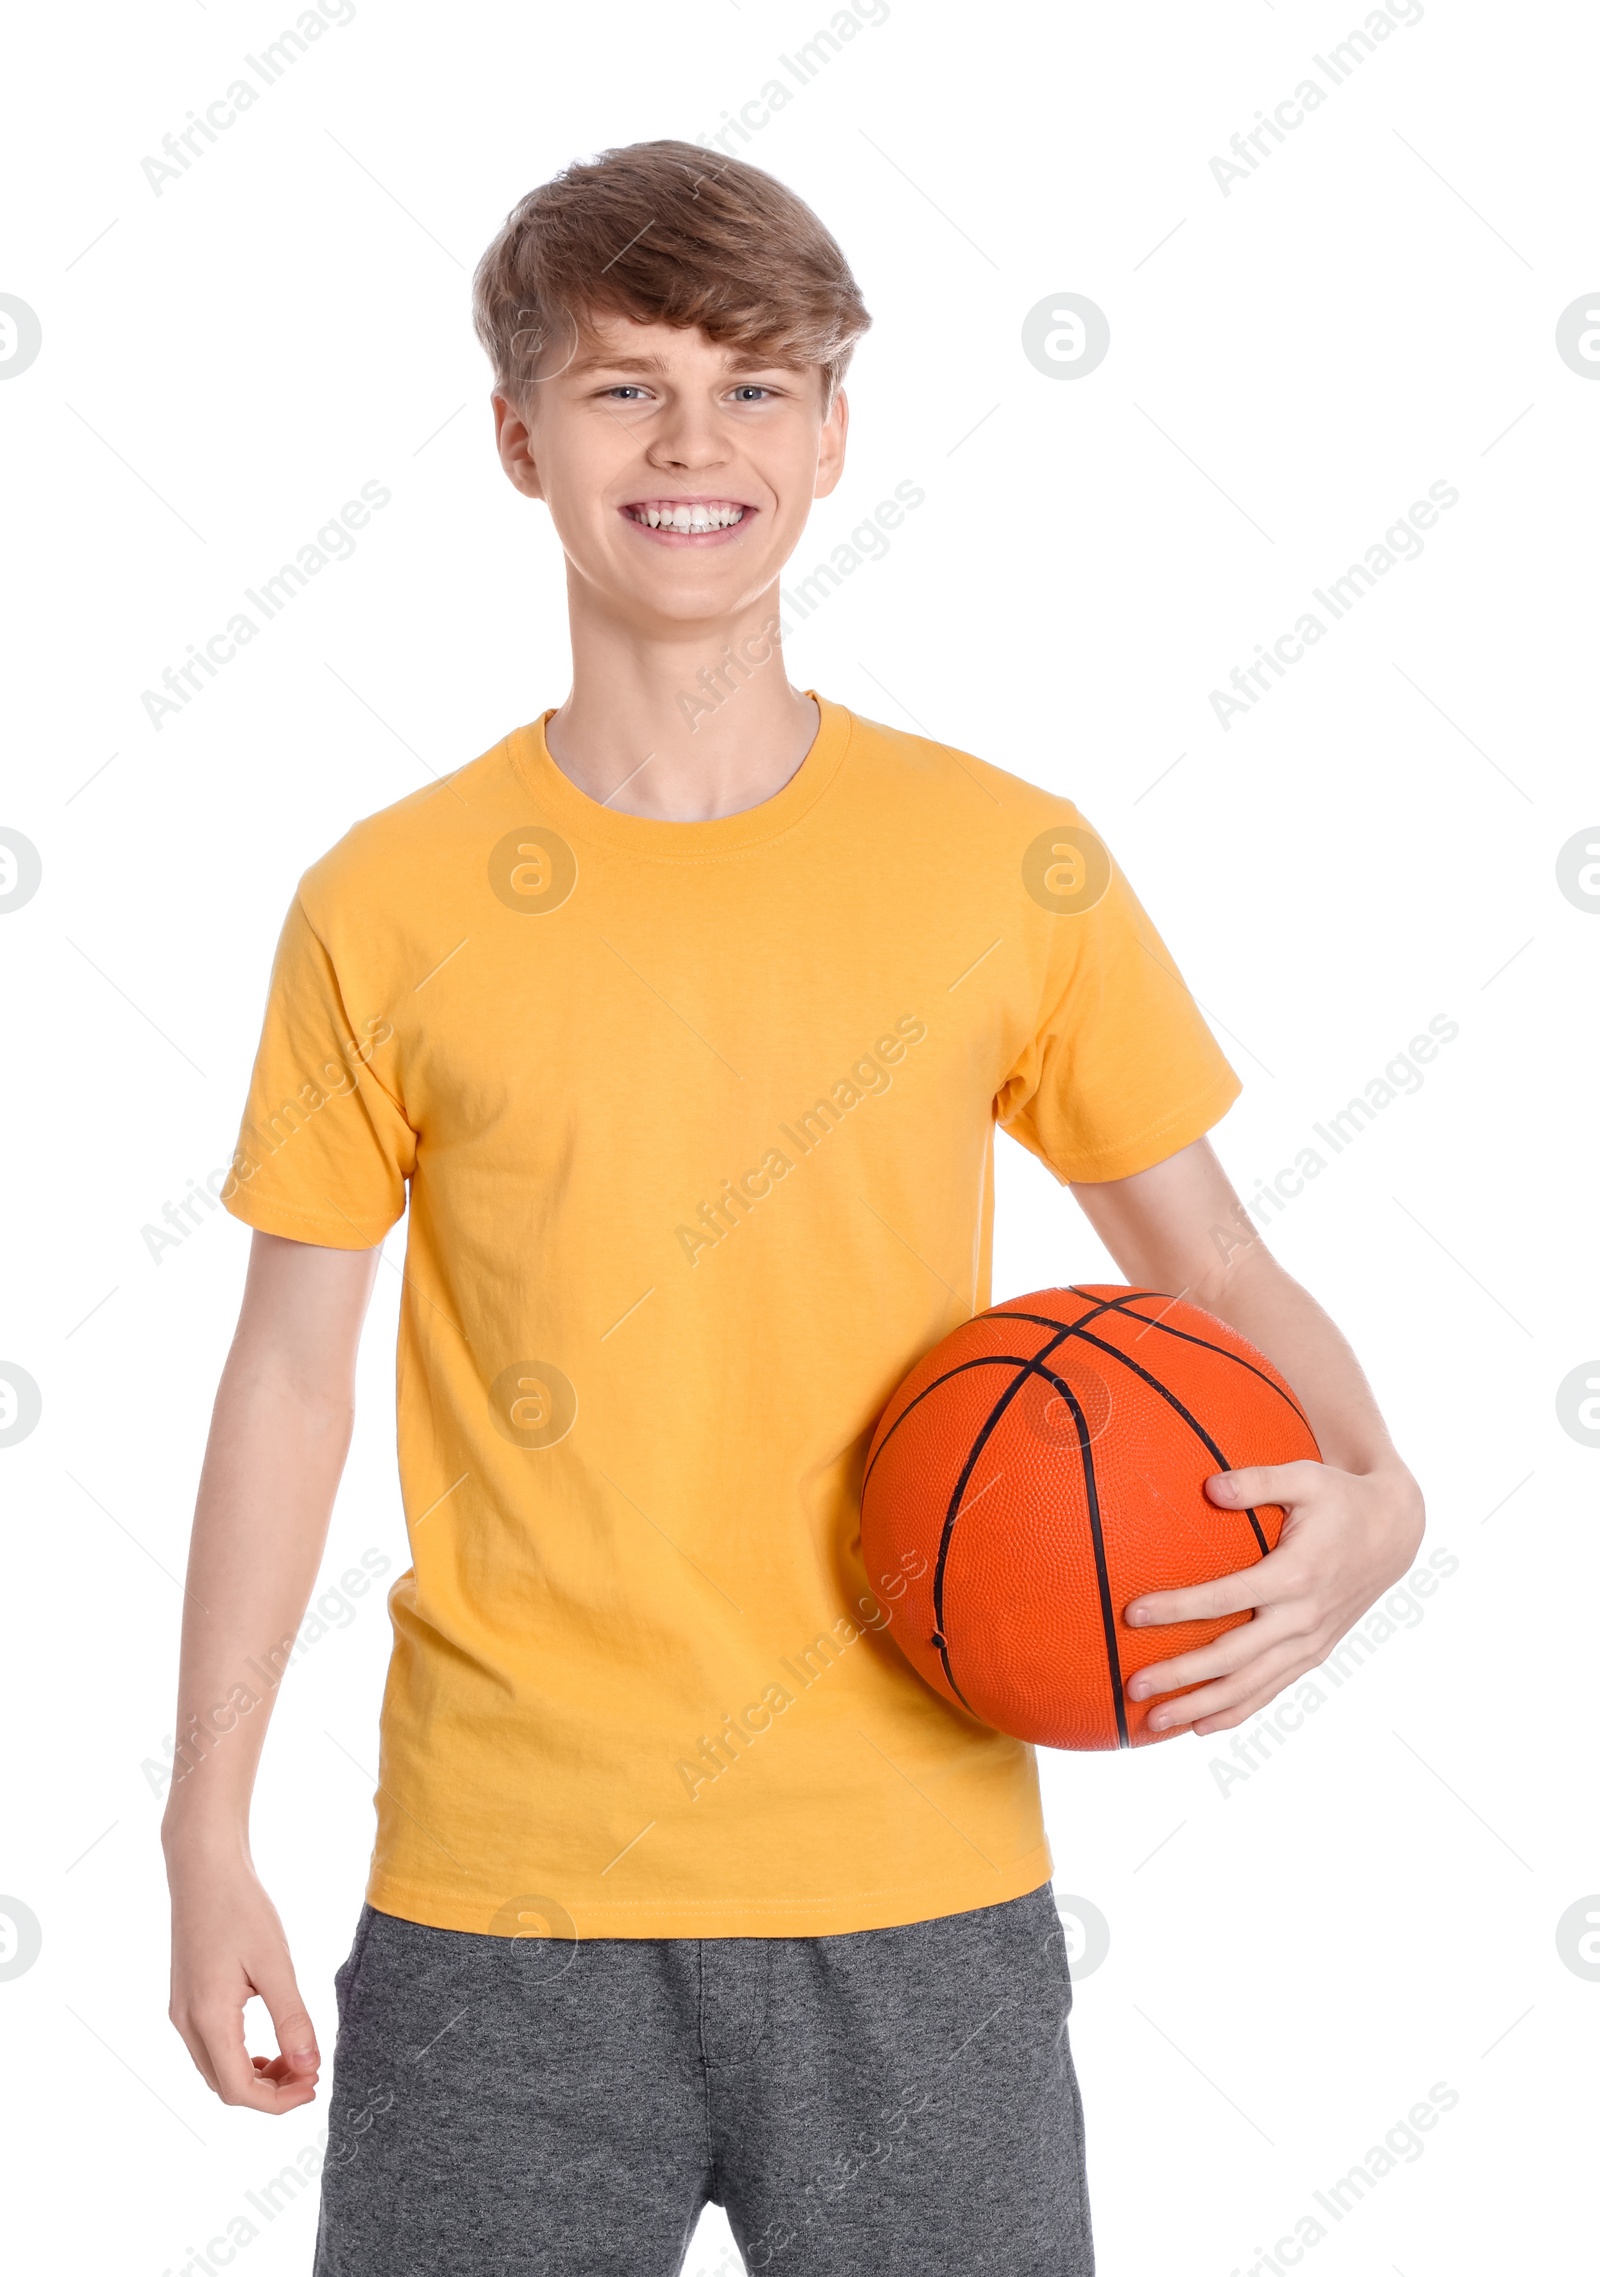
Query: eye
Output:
[[603, 384, 651, 401], [730, 384, 772, 403]]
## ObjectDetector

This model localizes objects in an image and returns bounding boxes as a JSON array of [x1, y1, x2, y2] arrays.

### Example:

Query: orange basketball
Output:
[[859, 1284, 1320, 1749]]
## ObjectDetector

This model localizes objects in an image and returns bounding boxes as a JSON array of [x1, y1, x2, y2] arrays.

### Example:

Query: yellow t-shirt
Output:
[[223, 696, 1240, 1937]]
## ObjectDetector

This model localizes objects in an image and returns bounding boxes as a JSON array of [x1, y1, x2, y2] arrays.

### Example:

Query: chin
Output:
[[618, 567, 777, 624]]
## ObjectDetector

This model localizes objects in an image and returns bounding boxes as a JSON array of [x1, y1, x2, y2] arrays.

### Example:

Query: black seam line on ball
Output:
[[1015, 1293, 1310, 1429], [862, 1291, 1156, 1496], [1049, 1370, 1128, 1748], [930, 1324, 1084, 1711], [929, 1346, 1134, 1734], [1063, 1287, 1314, 1435], [1003, 1312, 1272, 1558]]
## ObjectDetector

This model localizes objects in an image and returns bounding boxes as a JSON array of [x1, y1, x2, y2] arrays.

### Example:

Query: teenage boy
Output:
[[162, 142, 1423, 2275]]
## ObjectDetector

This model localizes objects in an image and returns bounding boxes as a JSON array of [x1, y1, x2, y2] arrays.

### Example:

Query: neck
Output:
[[545, 571, 818, 821]]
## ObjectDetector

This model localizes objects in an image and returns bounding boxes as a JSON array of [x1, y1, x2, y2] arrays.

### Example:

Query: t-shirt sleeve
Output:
[[995, 823, 1241, 1184], [220, 889, 416, 1248]]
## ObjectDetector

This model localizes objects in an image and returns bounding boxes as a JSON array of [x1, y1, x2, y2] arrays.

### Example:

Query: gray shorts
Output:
[[313, 1882, 1094, 2275]]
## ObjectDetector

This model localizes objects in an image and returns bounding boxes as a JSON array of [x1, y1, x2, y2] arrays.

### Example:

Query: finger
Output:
[[1145, 1642, 1313, 1735], [193, 1992, 318, 2110], [1190, 1670, 1309, 1736], [250, 1949, 321, 2084], [1126, 1558, 1277, 1627], [1127, 1612, 1292, 1704], [192, 2000, 299, 2107], [1205, 1459, 1324, 1512]]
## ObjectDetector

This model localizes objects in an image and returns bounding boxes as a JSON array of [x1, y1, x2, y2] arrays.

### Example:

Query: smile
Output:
[[622, 498, 751, 538]]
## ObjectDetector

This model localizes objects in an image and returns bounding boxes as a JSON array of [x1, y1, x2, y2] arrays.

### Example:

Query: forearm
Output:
[[160, 1360, 354, 1854], [161, 1230, 378, 1860], [1069, 1136, 1417, 1490], [1071, 1138, 1426, 1732], [1168, 1239, 1405, 1481]]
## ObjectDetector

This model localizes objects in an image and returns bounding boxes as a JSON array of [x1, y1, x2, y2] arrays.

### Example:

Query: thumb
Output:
[[252, 1946, 320, 2072]]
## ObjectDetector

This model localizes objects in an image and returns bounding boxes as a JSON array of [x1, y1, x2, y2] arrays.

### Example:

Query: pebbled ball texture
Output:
[[859, 1285, 1321, 1749]]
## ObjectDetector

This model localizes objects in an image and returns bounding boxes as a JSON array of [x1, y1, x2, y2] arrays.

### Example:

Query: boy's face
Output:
[[493, 312, 848, 625]]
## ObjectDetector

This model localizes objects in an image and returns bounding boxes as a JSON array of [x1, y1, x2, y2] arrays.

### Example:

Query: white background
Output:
[[1, 1, 1595, 2271]]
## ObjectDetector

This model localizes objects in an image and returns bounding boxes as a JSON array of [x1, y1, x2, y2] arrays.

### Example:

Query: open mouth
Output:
[[621, 497, 753, 541]]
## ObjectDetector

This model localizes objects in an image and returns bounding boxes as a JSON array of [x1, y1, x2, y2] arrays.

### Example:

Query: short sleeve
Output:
[[221, 891, 416, 1248], [996, 827, 1241, 1184]]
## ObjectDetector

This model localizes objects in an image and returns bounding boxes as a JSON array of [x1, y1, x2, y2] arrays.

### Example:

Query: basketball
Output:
[[859, 1285, 1321, 1749]]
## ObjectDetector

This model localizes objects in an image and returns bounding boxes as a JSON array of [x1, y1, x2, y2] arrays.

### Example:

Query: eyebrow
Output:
[[560, 346, 804, 381]]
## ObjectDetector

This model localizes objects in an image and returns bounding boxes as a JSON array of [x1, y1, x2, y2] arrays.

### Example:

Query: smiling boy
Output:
[[162, 142, 1423, 2275]]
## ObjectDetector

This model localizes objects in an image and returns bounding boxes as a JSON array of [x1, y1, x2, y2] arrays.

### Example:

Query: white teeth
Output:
[[633, 502, 746, 530]]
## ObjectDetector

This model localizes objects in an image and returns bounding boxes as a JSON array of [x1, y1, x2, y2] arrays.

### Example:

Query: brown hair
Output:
[[471, 139, 871, 410]]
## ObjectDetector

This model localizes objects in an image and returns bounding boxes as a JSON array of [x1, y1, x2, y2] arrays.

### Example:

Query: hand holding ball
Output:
[[859, 1286, 1320, 1748]]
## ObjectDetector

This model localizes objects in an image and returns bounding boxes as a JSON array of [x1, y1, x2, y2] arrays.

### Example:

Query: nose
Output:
[[645, 393, 728, 475]]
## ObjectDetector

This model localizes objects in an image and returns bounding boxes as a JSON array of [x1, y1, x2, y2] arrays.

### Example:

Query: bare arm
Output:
[[161, 1228, 382, 2111], [1069, 1135, 1425, 1735]]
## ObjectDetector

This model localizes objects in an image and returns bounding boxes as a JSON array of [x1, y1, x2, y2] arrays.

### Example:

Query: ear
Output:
[[812, 386, 849, 502], [492, 391, 546, 502]]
